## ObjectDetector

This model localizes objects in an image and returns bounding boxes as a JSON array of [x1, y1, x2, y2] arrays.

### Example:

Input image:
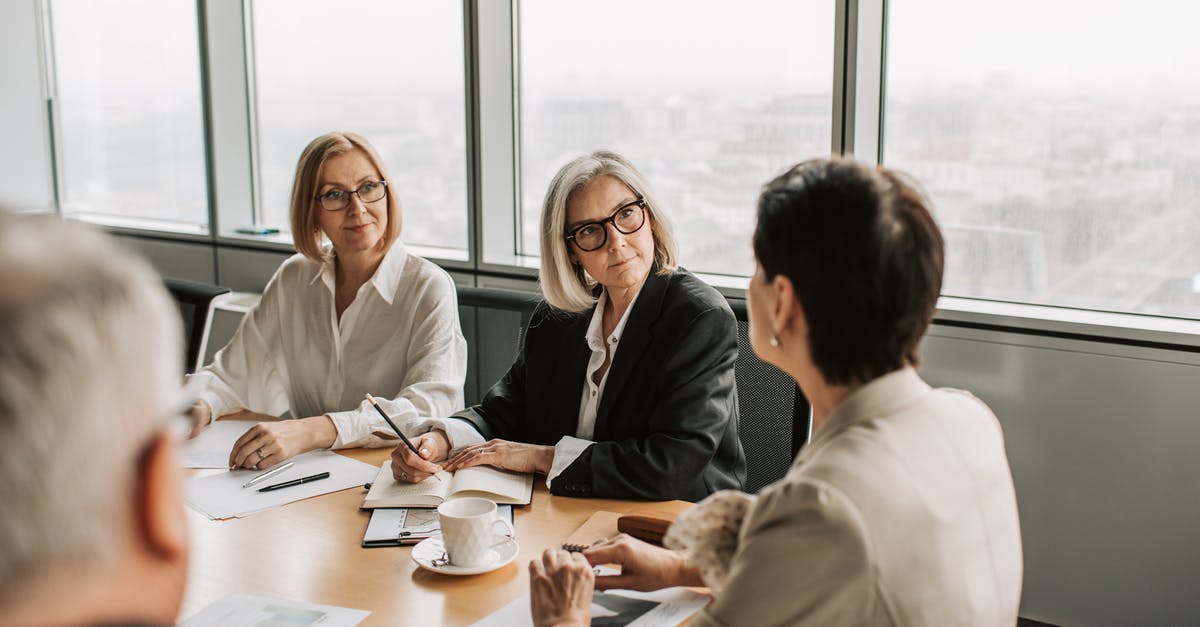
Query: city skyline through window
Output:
[[886, 0, 1200, 318], [518, 0, 835, 278]]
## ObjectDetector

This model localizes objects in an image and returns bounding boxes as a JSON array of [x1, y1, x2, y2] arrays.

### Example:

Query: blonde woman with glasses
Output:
[[392, 150, 746, 501], [188, 131, 467, 469]]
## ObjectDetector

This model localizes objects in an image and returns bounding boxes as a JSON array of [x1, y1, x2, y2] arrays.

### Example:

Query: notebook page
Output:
[[361, 461, 452, 507], [447, 466, 533, 503]]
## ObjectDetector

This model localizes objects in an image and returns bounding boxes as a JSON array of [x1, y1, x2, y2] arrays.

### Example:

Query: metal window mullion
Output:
[[475, 0, 533, 275], [195, 0, 219, 242], [36, 0, 64, 215], [462, 0, 481, 274], [853, 0, 886, 163], [241, 0, 263, 227], [204, 0, 258, 245]]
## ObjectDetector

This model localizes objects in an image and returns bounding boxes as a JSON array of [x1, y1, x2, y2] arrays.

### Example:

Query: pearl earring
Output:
[[770, 333, 781, 348]]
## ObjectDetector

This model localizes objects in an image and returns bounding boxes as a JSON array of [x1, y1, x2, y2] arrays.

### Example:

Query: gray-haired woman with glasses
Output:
[[187, 131, 467, 470], [392, 150, 746, 501]]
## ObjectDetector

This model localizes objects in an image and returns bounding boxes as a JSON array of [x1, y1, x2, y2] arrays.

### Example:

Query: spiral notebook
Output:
[[361, 505, 514, 547]]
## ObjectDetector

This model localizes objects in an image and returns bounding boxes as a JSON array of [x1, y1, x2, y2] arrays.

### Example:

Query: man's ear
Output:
[[136, 433, 187, 561]]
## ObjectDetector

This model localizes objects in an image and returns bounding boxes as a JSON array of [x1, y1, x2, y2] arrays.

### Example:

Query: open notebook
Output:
[[360, 461, 533, 508]]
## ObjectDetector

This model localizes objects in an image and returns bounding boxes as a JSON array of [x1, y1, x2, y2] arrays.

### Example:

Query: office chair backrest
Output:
[[163, 278, 232, 374], [725, 298, 811, 493]]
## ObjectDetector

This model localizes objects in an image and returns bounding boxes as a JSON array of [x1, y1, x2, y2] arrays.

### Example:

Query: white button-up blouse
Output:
[[189, 241, 467, 448]]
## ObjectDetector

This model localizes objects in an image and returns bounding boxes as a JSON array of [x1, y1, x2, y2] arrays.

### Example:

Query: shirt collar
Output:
[[804, 367, 932, 453], [307, 240, 408, 305], [585, 284, 643, 352]]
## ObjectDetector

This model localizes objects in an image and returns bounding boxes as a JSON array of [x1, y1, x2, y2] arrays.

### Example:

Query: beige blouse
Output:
[[667, 368, 1023, 627]]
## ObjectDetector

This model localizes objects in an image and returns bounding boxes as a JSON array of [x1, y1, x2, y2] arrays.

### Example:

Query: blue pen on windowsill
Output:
[[257, 471, 330, 492]]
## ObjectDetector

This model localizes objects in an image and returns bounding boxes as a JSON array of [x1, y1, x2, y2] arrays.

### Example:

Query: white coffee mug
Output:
[[437, 497, 515, 567]]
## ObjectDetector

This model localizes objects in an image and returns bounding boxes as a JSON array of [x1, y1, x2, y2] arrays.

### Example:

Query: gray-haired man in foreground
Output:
[[0, 212, 189, 626]]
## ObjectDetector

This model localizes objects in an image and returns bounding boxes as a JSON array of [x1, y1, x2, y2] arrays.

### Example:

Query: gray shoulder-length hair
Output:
[[539, 150, 679, 313]]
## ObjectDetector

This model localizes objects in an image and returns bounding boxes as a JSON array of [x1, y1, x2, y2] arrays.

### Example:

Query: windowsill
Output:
[[68, 212, 209, 241], [408, 244, 470, 263], [694, 271, 751, 297], [480, 253, 541, 275], [216, 230, 473, 264], [93, 218, 1200, 349], [933, 296, 1200, 349], [218, 230, 294, 249]]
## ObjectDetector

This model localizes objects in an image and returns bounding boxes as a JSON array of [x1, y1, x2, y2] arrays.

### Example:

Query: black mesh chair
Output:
[[164, 278, 232, 374], [725, 298, 810, 493], [455, 286, 543, 405]]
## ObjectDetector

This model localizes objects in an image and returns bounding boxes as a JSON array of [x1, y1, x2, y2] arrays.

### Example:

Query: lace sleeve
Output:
[[663, 489, 754, 592]]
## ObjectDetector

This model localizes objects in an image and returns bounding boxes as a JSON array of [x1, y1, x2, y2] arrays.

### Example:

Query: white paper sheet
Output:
[[179, 593, 369, 627], [471, 566, 709, 627], [185, 450, 378, 519], [179, 420, 260, 468]]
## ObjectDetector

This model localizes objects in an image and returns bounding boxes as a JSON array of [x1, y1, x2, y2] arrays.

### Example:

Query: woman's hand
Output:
[[391, 430, 450, 483], [584, 534, 703, 592], [442, 439, 554, 475], [186, 399, 213, 439], [529, 549, 594, 627], [228, 415, 337, 469]]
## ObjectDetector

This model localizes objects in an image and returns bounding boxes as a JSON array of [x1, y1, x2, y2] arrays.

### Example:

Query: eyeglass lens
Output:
[[571, 201, 645, 251], [318, 181, 386, 211]]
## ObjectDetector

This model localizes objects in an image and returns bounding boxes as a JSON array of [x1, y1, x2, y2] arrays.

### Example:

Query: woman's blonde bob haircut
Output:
[[539, 150, 679, 313], [289, 131, 402, 262]]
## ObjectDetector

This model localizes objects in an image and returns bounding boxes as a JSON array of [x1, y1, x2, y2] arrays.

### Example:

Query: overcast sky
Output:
[[51, 0, 1200, 100]]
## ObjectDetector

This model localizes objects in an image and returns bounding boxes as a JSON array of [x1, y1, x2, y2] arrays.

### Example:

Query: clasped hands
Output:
[[389, 430, 554, 483], [529, 534, 705, 626]]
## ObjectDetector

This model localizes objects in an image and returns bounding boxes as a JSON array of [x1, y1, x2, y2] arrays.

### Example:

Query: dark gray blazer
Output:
[[451, 268, 746, 501]]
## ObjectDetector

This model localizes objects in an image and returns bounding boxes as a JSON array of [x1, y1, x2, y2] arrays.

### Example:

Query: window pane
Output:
[[250, 0, 467, 252], [50, 0, 208, 230], [518, 0, 834, 277], [885, 0, 1200, 318]]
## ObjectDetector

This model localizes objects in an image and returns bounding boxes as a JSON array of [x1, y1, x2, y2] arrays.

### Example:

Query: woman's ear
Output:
[[771, 274, 803, 340]]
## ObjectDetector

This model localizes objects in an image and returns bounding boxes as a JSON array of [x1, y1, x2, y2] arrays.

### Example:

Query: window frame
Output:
[[34, 0, 213, 236], [9, 0, 1197, 345]]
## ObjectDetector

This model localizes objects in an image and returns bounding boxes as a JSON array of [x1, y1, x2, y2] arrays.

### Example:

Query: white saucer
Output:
[[411, 534, 519, 576]]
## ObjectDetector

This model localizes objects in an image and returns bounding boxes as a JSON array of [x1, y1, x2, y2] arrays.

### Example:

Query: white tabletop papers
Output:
[[185, 450, 378, 519], [179, 593, 369, 626], [180, 420, 260, 468]]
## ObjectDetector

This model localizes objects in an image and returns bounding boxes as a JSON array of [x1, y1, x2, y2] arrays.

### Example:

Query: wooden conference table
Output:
[[180, 447, 698, 626]]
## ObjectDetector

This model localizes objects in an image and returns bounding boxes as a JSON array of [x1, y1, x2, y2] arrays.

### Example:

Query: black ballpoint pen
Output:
[[257, 471, 330, 492]]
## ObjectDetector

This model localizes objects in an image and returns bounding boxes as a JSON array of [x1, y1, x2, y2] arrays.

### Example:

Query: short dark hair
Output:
[[753, 158, 944, 385]]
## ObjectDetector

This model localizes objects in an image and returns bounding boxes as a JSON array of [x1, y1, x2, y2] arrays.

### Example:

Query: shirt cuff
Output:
[[185, 372, 228, 420], [412, 417, 486, 451], [546, 436, 595, 490], [325, 409, 390, 449]]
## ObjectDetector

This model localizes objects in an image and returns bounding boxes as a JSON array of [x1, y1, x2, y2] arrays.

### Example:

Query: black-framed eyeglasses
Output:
[[314, 180, 388, 211], [564, 197, 647, 252]]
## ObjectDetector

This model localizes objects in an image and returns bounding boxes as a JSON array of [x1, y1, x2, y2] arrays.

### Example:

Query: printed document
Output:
[[185, 450, 377, 519]]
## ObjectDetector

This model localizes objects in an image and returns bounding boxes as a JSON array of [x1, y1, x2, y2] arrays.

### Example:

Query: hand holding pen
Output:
[[365, 393, 446, 483]]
